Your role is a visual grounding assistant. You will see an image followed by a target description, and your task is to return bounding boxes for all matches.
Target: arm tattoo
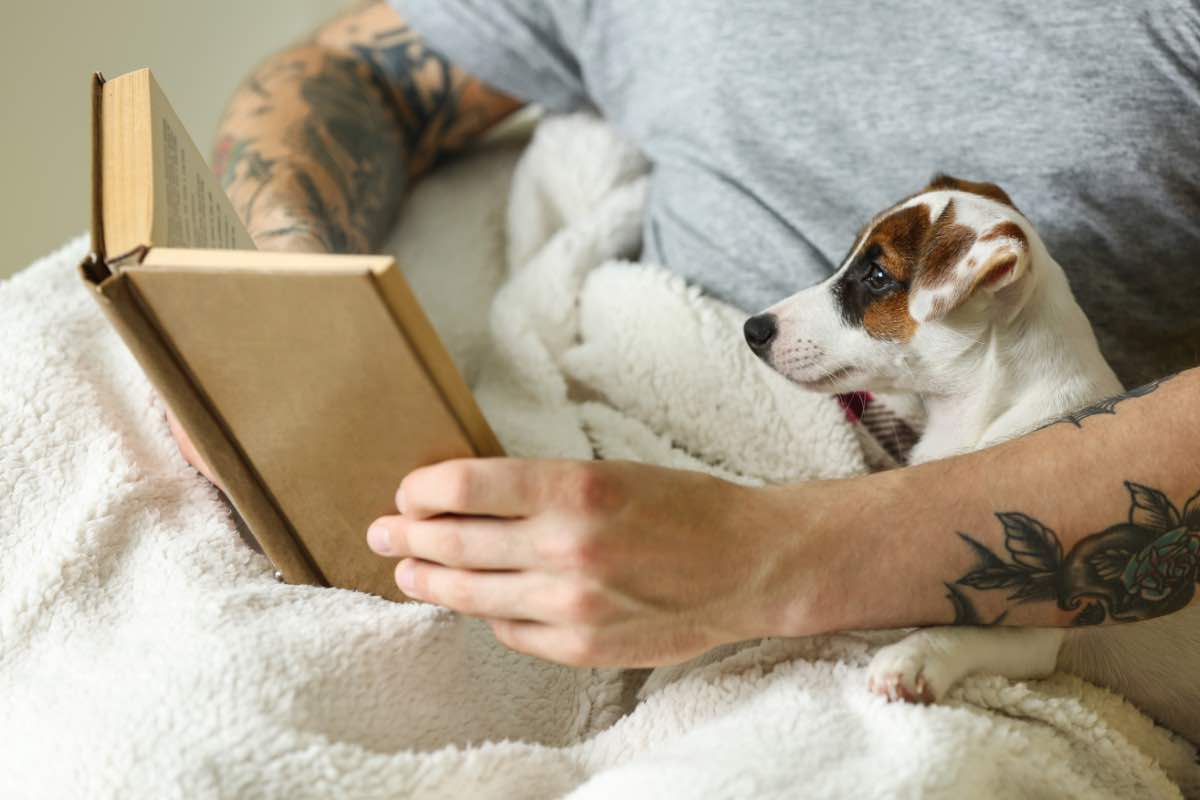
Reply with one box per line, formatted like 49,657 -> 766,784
212,137 -> 274,228
292,49 -> 408,252
949,372 -> 1195,625
1045,373 -> 1177,429
353,26 -> 463,161
948,482 -> 1200,626
212,3 -> 513,254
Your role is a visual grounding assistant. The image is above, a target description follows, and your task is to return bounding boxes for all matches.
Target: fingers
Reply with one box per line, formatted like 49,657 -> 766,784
485,618 -> 602,667
367,514 -> 537,570
484,618 -> 659,668
394,558 -> 583,624
397,458 -> 546,519
486,616 -> 719,669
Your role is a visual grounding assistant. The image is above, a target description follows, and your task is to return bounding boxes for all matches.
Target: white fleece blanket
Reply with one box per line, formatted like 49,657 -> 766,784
1,113 -> 1197,799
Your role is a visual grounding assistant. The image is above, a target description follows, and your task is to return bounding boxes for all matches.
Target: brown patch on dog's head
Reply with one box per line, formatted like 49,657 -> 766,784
869,203 -> 932,283
862,293 -> 918,341
835,200 -> 978,342
916,202 -> 978,288
925,173 -> 1018,211
838,203 -> 930,342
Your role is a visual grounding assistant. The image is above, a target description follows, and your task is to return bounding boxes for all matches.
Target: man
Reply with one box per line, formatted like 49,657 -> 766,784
175,0 -> 1200,669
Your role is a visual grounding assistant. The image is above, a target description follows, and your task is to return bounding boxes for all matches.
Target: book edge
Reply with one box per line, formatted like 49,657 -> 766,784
90,72 -> 107,260
142,247 -> 392,273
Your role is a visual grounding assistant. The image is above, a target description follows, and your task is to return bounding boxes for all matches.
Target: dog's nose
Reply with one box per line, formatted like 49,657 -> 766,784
743,314 -> 778,353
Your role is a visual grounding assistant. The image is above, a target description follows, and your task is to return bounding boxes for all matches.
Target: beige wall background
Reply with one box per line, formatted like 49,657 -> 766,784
0,0 -> 349,279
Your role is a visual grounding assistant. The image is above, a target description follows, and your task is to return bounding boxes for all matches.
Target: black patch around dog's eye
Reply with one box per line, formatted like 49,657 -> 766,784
833,245 -> 903,328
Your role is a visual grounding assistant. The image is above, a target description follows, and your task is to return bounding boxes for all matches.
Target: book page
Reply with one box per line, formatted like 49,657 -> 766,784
148,72 -> 255,251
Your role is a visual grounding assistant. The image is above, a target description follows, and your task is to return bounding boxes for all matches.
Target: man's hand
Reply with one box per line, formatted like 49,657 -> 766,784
365,458 -> 796,668
359,369 -> 1200,668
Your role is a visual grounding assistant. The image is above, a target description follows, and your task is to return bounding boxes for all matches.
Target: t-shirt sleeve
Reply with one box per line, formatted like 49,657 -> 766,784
390,0 -> 590,113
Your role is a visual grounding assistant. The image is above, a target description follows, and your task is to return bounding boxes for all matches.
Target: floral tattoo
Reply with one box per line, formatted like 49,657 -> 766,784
949,482 -> 1200,626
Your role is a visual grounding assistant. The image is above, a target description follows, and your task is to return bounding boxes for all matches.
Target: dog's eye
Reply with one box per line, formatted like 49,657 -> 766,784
862,263 -> 895,293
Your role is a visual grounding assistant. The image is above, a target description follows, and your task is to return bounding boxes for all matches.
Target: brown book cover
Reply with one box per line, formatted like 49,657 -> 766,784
79,69 -> 504,602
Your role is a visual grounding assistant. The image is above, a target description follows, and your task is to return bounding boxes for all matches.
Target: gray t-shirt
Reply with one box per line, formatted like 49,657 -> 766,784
395,0 -> 1200,386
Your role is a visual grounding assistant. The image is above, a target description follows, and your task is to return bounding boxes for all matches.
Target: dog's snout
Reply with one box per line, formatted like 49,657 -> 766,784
743,314 -> 778,354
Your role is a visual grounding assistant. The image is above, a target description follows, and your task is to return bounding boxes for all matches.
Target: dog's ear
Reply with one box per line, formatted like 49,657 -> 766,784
908,220 -> 1031,323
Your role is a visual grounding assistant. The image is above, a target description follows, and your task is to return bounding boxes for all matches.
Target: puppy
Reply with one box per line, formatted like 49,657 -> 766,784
744,175 -> 1200,744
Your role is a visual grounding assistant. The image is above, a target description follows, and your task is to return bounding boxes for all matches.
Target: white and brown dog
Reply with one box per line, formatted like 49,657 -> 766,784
744,175 -> 1200,743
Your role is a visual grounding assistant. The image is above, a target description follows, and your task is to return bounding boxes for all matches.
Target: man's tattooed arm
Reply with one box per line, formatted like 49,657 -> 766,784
939,372 -> 1197,627
758,367 -> 1200,637
210,1 -> 522,254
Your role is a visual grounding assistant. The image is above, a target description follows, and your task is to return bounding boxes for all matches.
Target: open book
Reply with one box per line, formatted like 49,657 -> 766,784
79,69 -> 504,602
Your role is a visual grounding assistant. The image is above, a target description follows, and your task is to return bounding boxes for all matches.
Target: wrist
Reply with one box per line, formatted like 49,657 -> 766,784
733,478 -> 841,639
746,469 -> 912,639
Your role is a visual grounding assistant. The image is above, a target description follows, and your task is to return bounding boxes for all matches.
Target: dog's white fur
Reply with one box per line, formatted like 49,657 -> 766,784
752,186 -> 1200,744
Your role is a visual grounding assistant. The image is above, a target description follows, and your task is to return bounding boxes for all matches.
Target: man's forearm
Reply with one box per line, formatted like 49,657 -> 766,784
760,367 -> 1200,637
211,1 -> 520,253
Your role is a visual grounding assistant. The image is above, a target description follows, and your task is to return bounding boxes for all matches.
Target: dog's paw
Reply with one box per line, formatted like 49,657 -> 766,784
866,635 -> 962,704
866,669 -> 936,704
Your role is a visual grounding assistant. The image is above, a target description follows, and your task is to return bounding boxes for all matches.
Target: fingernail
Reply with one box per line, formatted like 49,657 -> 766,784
367,524 -> 392,555
396,488 -> 406,514
397,559 -> 416,592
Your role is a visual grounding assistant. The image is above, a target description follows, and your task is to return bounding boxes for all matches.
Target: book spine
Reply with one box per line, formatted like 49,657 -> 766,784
90,72 -> 106,259
79,260 -> 324,588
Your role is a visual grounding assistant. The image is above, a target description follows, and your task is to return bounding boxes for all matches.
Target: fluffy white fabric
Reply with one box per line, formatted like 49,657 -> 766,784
1,113 -> 1196,799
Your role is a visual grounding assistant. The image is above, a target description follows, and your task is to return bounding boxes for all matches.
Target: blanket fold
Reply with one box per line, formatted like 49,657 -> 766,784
1,113 -> 1196,799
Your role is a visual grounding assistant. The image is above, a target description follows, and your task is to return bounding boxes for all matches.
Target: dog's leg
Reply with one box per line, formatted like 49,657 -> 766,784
866,627 -> 1065,703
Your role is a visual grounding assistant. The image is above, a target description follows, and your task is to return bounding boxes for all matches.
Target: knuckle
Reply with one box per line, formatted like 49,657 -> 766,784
571,529 -> 610,574
446,462 -> 482,513
534,531 -> 570,568
563,464 -> 619,513
559,585 -> 609,624
540,527 -> 606,573
434,523 -> 465,565
444,463 -> 476,509
441,574 -> 474,611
